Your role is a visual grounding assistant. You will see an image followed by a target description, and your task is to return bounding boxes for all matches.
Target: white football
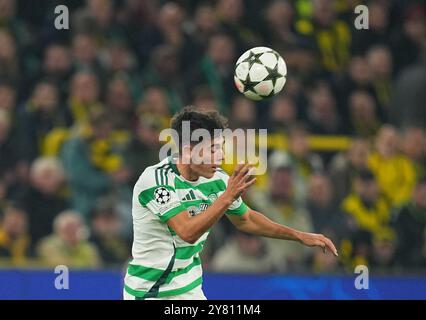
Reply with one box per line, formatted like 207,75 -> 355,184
234,46 -> 287,101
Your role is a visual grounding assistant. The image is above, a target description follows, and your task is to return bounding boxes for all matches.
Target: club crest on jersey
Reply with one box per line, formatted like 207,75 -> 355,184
208,193 -> 218,202
188,203 -> 210,217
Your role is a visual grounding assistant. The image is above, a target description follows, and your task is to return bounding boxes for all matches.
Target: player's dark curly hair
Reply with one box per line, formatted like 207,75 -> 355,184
170,106 -> 228,152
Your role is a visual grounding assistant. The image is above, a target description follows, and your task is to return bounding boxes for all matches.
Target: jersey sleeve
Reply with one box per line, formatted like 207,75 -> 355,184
137,169 -> 185,222
216,169 -> 249,216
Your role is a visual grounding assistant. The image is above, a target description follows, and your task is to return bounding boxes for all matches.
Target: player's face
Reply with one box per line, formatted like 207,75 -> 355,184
190,135 -> 225,179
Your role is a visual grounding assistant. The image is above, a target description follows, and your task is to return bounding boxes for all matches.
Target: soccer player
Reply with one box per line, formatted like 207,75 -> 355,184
123,106 -> 338,300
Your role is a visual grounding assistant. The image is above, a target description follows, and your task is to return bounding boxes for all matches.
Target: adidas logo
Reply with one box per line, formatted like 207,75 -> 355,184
182,190 -> 196,201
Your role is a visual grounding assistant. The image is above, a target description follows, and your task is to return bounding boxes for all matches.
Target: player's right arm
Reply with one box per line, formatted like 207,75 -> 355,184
167,164 -> 255,244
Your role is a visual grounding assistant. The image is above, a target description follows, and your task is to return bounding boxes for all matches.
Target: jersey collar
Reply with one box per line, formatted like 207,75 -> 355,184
168,155 -> 181,176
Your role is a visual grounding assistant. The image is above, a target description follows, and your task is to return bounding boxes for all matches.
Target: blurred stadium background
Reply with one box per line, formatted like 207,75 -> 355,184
1,0 -> 426,299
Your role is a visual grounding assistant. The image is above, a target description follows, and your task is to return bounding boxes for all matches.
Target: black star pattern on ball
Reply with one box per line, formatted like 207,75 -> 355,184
241,73 -> 259,94
263,62 -> 281,88
241,50 -> 265,68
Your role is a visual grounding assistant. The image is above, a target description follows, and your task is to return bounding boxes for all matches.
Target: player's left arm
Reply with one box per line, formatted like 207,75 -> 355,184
227,208 -> 338,256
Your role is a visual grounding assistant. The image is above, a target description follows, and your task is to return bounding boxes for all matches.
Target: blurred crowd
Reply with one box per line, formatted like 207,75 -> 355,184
0,0 -> 426,274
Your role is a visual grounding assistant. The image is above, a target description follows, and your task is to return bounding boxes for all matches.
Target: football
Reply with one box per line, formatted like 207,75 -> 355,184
234,46 -> 287,101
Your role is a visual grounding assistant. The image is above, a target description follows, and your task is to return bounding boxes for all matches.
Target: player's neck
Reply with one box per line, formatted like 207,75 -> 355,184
176,161 -> 200,182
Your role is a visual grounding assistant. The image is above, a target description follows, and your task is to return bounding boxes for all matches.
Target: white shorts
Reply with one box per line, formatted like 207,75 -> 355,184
123,285 -> 207,300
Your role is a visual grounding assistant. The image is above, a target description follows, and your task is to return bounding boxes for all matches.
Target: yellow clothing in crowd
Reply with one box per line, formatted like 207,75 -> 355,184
368,152 -> 416,206
0,226 -> 30,266
36,235 -> 101,269
342,193 -> 395,241
295,18 -> 351,73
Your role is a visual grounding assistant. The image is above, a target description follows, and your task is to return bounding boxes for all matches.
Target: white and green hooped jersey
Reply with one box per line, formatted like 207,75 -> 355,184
124,156 -> 248,299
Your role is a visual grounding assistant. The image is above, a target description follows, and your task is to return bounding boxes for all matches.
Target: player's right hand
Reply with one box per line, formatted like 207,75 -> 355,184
298,232 -> 339,257
223,163 -> 257,201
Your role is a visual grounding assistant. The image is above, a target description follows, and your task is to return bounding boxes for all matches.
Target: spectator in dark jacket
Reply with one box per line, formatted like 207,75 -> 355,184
89,199 -> 130,268
18,82 -> 68,162
18,157 -> 69,253
393,178 -> 426,270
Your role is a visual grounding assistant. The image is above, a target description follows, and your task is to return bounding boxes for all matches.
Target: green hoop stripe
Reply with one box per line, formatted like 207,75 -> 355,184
137,244 -> 176,299
127,256 -> 201,284
125,276 -> 203,299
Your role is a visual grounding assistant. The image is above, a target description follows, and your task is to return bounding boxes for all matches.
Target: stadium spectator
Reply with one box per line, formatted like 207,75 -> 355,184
0,0 -> 31,50
348,90 -> 381,138
262,0 -> 297,52
341,169 -> 394,258
370,234 -> 397,273
0,109 -> 18,181
229,96 -> 257,130
279,124 -> 324,204
306,173 -> 345,240
335,56 -> 374,122
60,112 -> 128,218
72,0 -> 122,45
329,138 -> 370,203
116,0 -> 157,33
0,202 -> 30,266
0,83 -> 16,113
366,46 -> 393,118
99,41 -> 139,82
36,44 -> 72,96
390,59 -> 426,128
189,33 -> 236,112
306,81 -> 347,135
295,0 -> 351,73
17,157 -> 68,253
393,178 -> 426,270
105,77 -> 135,130
401,126 -> 426,179
190,4 -> 220,51
17,82 -> 67,161
267,95 -> 298,133
66,71 -> 103,126
368,125 -> 416,206
345,55 -> 373,89
89,199 -> 130,268
215,0 -> 260,49
137,2 -> 195,68
71,33 -> 103,76
37,210 -> 101,268
125,117 -> 162,186
142,45 -> 186,113
391,4 -> 426,75
0,30 -> 20,85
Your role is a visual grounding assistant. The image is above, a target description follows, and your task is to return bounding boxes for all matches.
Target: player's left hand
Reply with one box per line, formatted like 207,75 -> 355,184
298,232 -> 338,257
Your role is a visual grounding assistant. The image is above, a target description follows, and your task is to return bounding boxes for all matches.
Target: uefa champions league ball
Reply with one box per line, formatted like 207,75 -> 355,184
234,46 -> 287,101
